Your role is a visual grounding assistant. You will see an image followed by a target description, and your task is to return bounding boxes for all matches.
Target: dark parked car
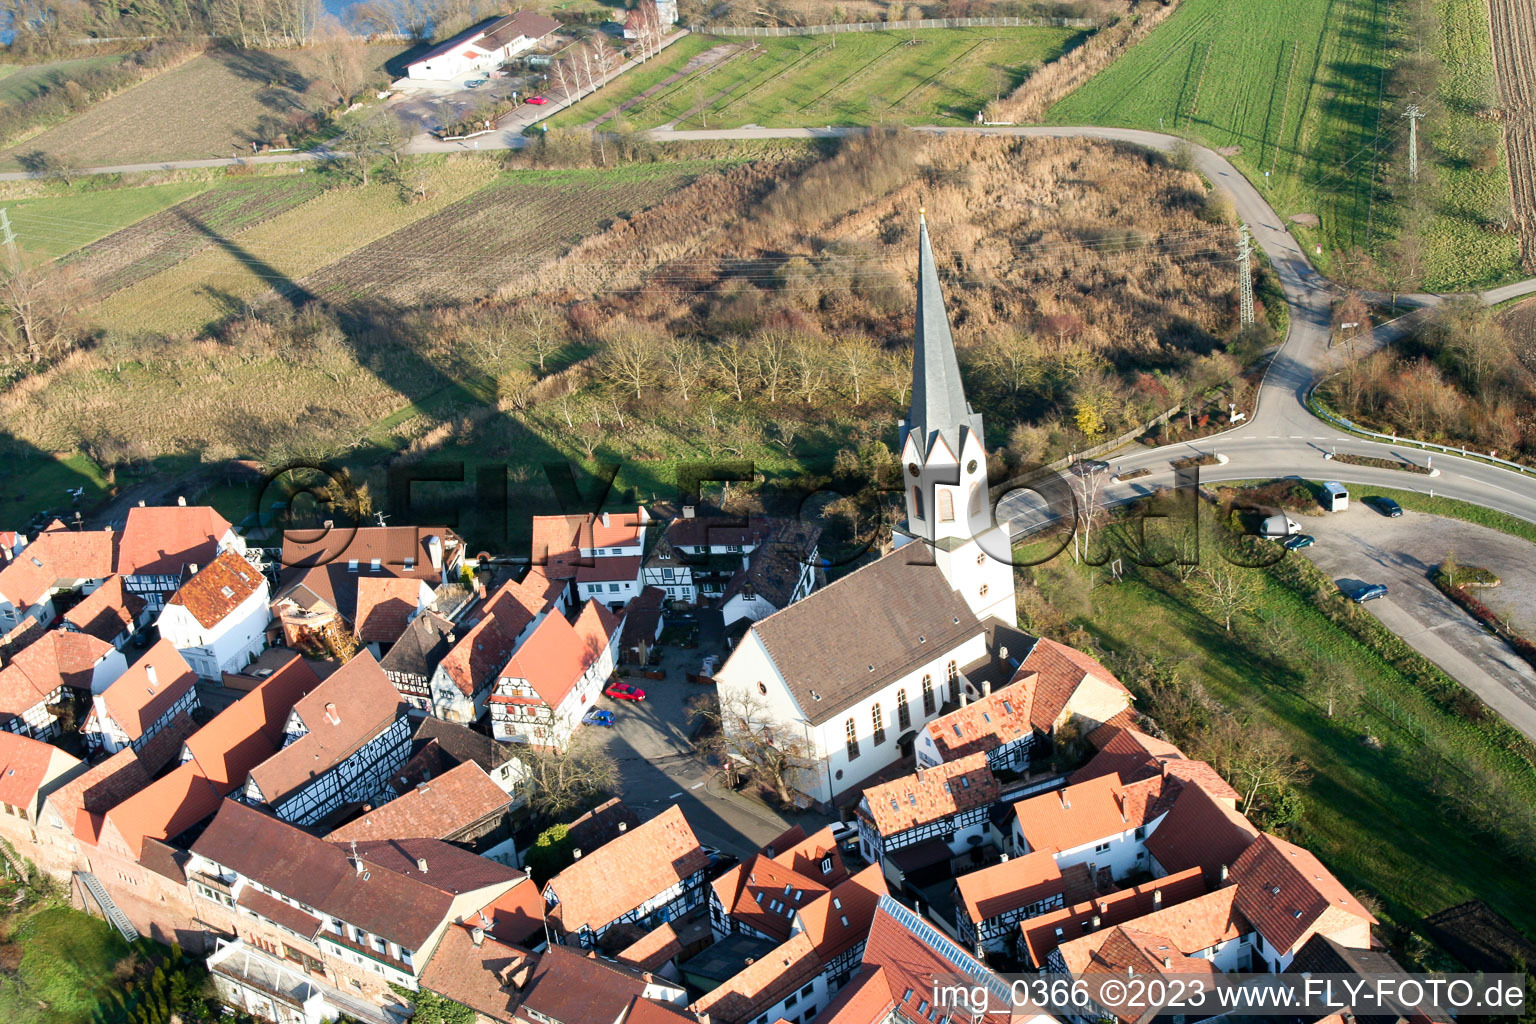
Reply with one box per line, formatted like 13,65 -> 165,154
1367,496 -> 1404,518
1353,583 -> 1389,603
1282,533 -> 1316,550
581,708 -> 615,726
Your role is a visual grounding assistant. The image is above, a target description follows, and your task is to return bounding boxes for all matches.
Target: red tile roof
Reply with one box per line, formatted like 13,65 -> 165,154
1015,637 -> 1131,732
1071,727 -> 1186,786
514,944 -> 660,1024
41,747 -> 151,827
1013,774 -> 1173,854
492,600 -> 618,709
0,730 -> 78,813
1143,781 -> 1259,885
246,650 -> 404,805
417,924 -> 525,1024
325,760 -> 509,843
1020,865 -> 1210,968
279,525 -> 460,582
117,505 -> 232,576
181,653 -> 320,788
955,849 -> 1075,924
572,555 -> 643,584
237,885 -> 323,938
353,576 -> 428,644
859,898 -> 1014,1024
544,804 -> 707,937
471,876 -> 546,947
0,630 -> 114,715
1230,833 -> 1376,955
531,511 -> 648,578
0,525 -> 119,609
860,753 -> 998,836
165,550 -> 264,629
1056,886 -> 1246,974
817,965 -> 894,1024
62,577 -> 145,642
439,581 -> 537,698
95,640 -> 197,741
923,677 -> 1035,762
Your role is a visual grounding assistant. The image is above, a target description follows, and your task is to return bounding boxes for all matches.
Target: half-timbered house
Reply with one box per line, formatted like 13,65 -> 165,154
116,502 -> 244,611
855,753 -> 999,875
543,804 -> 709,949
952,849 -> 1094,955
81,639 -> 201,759
488,600 -> 620,750
242,650 -> 412,826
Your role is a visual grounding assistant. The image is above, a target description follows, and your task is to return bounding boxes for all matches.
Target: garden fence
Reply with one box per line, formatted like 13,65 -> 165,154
690,16 -> 1097,37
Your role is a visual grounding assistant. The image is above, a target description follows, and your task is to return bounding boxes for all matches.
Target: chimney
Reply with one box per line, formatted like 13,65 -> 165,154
138,500 -> 146,507
600,512 -> 611,527
1090,914 -> 1101,930
144,664 -> 158,687
999,645 -> 1008,661
177,496 -> 186,506
1152,889 -> 1163,909
1163,956 -> 1172,970
416,857 -> 428,873
617,822 -> 628,832
427,535 -> 443,572
682,506 -> 696,519
324,702 -> 340,726
471,926 -> 485,947
572,849 -> 582,860
982,679 -> 992,697
960,692 -> 969,707
447,632 -> 456,644
999,853 -> 1009,862
1060,790 -> 1071,810
351,840 -> 364,875
323,520 -> 334,529
1220,864 -> 1230,882
187,563 -> 198,576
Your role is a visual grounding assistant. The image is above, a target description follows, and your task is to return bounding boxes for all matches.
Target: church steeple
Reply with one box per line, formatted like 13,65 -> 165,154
907,211 -> 985,459
895,213 -> 1016,627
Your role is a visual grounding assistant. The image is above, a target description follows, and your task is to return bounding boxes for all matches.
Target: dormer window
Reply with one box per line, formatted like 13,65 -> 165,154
821,857 -> 832,874
404,557 -> 415,571
347,560 -> 359,572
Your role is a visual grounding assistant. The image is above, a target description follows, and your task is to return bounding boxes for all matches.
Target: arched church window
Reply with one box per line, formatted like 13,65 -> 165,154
845,719 -> 860,761
945,661 -> 958,701
896,688 -> 911,730
912,486 -> 924,520
937,491 -> 954,522
921,674 -> 935,715
872,704 -> 885,745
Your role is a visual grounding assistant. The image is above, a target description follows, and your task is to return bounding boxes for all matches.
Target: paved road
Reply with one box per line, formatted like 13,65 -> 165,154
1295,504 -> 1536,741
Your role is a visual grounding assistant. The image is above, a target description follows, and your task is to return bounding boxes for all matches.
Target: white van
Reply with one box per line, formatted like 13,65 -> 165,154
1322,481 -> 1349,512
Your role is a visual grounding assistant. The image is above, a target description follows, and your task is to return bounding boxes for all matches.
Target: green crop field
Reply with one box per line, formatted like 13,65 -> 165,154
4,181 -> 208,262
552,27 -> 1081,130
1046,0 -> 1519,290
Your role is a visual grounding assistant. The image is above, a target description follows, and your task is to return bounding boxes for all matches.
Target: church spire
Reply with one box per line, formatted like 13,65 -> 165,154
908,211 -> 983,458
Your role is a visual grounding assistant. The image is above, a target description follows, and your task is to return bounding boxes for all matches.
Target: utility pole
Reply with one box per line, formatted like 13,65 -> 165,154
0,208 -> 16,268
1237,223 -> 1255,328
1406,103 -> 1422,182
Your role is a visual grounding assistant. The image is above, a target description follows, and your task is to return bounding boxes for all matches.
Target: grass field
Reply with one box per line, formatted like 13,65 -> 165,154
5,180 -> 209,262
0,44 -> 401,170
0,56 -> 121,108
1023,510 -> 1536,941
1045,0 -> 1519,290
551,27 -> 1081,130
0,906 -> 130,1024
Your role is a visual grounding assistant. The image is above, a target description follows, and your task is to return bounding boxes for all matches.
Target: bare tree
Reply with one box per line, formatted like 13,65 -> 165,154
522,733 -> 619,816
1226,725 -> 1310,813
790,339 -> 828,404
662,336 -> 705,401
0,257 -> 78,367
1068,458 -> 1107,564
836,334 -> 877,404
518,305 -> 562,373
689,690 -> 817,806
713,337 -> 752,402
1196,560 -> 1256,632
599,327 -> 658,398
313,15 -> 369,107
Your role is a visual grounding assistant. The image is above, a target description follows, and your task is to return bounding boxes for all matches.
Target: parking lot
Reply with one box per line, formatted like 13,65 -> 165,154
1295,497 -> 1536,741
583,609 -> 832,857
386,68 -> 556,135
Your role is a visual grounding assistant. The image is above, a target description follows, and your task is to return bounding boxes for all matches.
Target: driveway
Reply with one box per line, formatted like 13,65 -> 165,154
587,610 -> 830,857
1295,500 -> 1536,741
386,70 -> 548,135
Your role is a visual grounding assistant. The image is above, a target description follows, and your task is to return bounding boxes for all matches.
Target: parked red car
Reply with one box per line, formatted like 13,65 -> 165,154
604,682 -> 646,701
526,95 -> 549,105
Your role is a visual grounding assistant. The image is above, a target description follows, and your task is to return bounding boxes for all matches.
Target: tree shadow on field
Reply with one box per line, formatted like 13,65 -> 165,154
209,45 -> 311,111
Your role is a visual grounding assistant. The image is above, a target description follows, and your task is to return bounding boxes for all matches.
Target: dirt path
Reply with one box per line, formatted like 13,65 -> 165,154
1488,0 -> 1536,272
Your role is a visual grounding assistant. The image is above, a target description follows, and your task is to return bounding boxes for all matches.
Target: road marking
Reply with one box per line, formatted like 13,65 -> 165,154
690,781 -> 705,789
1289,435 -> 1304,439
669,792 -> 683,799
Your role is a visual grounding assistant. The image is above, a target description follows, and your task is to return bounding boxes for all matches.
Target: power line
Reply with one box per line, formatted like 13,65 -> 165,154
1237,223 -> 1254,328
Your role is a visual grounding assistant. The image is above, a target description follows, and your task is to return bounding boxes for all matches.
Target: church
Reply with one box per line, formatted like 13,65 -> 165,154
713,216 -> 1035,808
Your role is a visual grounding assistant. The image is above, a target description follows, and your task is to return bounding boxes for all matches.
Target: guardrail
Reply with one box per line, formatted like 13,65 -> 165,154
689,15 -> 1096,37
1304,382 -> 1536,476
